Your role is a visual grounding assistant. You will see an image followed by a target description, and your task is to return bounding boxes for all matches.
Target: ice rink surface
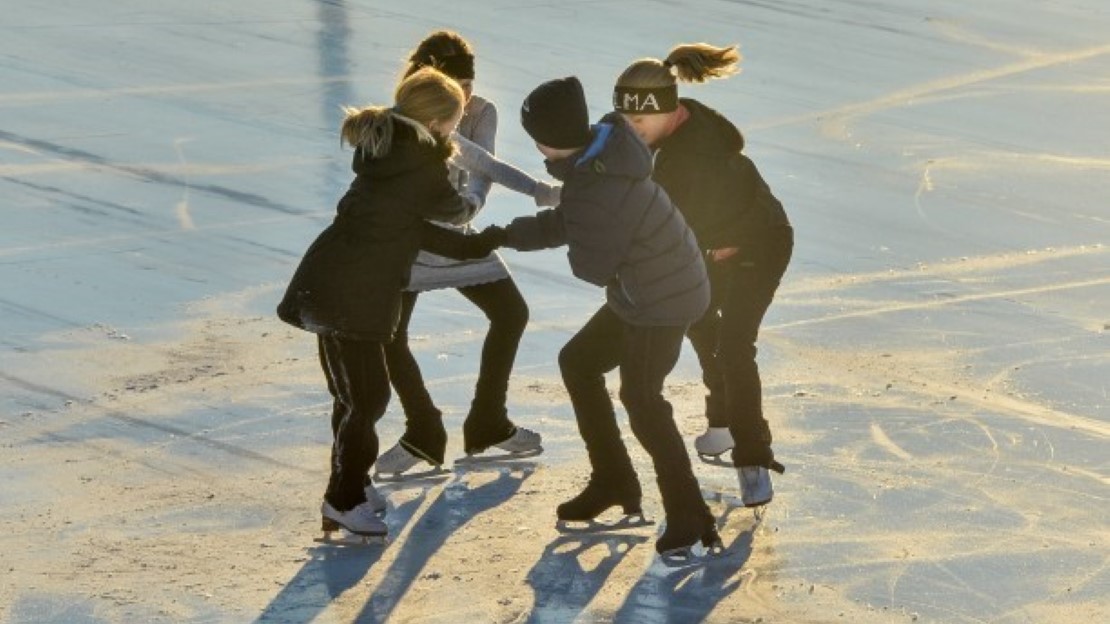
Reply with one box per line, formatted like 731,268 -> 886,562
2,1 -> 1107,622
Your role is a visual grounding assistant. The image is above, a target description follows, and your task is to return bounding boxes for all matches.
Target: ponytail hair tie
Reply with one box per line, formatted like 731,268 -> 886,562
662,60 -> 674,69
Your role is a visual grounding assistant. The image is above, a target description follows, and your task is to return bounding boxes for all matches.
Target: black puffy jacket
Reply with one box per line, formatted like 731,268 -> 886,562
653,98 -> 790,255
277,120 -> 478,341
504,114 -> 709,327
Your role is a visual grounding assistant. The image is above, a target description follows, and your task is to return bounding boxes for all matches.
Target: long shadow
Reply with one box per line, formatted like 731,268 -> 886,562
524,531 -> 651,623
253,491 -> 429,624
354,463 -> 536,622
610,497 -> 758,624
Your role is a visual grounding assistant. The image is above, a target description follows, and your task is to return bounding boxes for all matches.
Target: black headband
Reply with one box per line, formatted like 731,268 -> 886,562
433,54 -> 475,80
612,85 -> 678,114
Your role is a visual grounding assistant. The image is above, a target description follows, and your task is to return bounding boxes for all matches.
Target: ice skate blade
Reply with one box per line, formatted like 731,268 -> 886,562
455,446 -> 543,465
696,452 -> 733,468
555,513 -> 654,535
314,530 -> 387,547
372,465 -> 451,483
658,540 -> 726,567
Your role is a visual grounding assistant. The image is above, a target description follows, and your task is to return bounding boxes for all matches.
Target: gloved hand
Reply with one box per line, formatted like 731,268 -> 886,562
533,181 -> 562,207
471,225 -> 507,256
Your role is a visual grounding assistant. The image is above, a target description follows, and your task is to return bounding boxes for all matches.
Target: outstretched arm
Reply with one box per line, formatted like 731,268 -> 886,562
452,132 -> 562,207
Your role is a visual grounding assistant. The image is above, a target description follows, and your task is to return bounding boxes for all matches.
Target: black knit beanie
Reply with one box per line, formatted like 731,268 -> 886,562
520,76 -> 591,149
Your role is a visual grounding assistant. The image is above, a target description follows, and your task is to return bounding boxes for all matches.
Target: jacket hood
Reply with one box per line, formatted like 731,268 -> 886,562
545,112 -> 653,181
352,115 -> 454,179
659,98 -> 744,155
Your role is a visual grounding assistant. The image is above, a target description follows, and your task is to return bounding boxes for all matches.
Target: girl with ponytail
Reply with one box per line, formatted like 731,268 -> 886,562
613,43 -> 794,509
277,67 -> 483,540
374,30 -> 555,479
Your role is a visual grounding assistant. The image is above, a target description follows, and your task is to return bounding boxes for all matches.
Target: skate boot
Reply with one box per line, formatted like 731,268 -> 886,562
694,426 -> 734,461
318,500 -> 387,544
374,439 -> 448,482
556,476 -> 650,533
364,480 -> 387,515
655,509 -> 722,565
322,480 -> 388,533
459,426 -> 543,464
737,465 -> 774,508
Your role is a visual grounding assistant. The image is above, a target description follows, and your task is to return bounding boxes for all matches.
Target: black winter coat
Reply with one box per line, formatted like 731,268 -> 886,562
653,98 -> 790,255
504,114 -> 709,327
277,121 -> 478,341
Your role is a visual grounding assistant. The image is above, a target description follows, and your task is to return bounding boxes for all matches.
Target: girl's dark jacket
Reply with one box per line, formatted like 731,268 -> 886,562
652,98 -> 791,255
277,119 -> 478,342
503,113 -> 709,327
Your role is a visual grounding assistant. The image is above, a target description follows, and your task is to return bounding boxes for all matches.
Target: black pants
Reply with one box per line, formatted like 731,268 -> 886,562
318,334 -> 391,511
686,225 -> 794,467
558,305 -> 710,519
384,277 -> 529,459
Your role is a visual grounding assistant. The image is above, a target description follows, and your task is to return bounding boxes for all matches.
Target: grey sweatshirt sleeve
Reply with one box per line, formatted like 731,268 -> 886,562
459,102 -> 496,206
452,132 -> 541,198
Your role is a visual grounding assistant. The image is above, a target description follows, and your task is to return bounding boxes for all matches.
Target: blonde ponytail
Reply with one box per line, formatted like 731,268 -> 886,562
616,42 -> 741,91
665,43 -> 741,83
340,66 -> 464,159
341,106 -> 395,158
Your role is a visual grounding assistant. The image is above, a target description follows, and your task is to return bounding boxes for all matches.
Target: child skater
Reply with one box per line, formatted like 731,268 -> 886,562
375,30 -> 559,478
613,43 -> 793,507
460,76 -> 721,559
276,67 -> 478,539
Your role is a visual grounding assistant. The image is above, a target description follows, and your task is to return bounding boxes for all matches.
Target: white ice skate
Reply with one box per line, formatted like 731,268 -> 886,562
737,466 -> 773,508
365,481 -> 387,515
456,426 -> 543,465
695,427 -> 734,466
317,500 -> 387,545
373,441 -> 449,482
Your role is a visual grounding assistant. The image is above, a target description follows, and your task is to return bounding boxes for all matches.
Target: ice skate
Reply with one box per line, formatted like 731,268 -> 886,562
315,500 -> 387,546
321,481 -> 387,533
373,440 -> 449,482
737,465 -> 774,508
456,426 -> 543,465
655,514 -> 724,567
695,427 -> 734,466
365,481 -> 387,515
555,478 -> 652,534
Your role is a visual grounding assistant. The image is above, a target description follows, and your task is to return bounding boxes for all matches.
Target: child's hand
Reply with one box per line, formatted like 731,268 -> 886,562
474,225 -> 508,254
709,247 -> 739,262
534,181 -> 562,207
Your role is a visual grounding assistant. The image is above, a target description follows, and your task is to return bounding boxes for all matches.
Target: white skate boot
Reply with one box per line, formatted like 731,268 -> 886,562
318,500 -> 387,544
737,466 -> 773,508
457,426 -> 543,465
373,441 -> 448,482
364,481 -> 387,515
695,427 -> 734,465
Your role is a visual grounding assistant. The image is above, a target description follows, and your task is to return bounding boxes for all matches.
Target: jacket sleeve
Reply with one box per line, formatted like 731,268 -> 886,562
419,222 -> 488,260
418,161 -> 482,225
503,208 -> 567,251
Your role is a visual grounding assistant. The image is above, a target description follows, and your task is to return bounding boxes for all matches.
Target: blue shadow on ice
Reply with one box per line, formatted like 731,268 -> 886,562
609,498 -> 757,624
253,493 -> 428,624
354,464 -> 535,622
524,532 -> 650,624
